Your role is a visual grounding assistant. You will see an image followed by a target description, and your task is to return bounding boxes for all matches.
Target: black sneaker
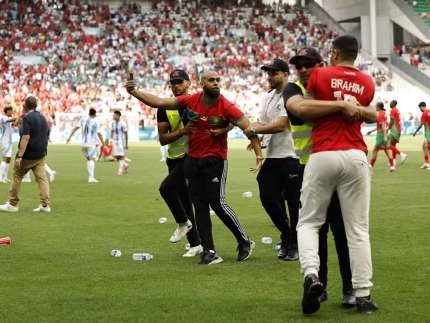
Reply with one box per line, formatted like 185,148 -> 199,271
237,240 -> 255,261
197,250 -> 223,265
277,242 -> 289,259
356,295 -> 379,314
284,241 -> 299,261
302,274 -> 325,314
342,285 -> 356,308
318,288 -> 329,303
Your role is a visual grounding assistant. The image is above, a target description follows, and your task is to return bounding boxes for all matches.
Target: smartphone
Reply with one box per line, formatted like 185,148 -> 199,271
129,73 -> 134,81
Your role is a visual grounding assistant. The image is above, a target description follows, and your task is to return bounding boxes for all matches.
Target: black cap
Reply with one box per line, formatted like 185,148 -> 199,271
261,58 -> 290,74
169,69 -> 190,81
290,48 -> 323,65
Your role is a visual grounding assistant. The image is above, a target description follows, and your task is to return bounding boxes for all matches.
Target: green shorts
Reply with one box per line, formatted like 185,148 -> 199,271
425,139 -> 430,148
374,134 -> 390,151
103,156 -> 115,162
390,128 -> 401,143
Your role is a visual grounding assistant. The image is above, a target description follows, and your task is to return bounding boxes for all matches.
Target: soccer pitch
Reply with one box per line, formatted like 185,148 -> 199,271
0,137 -> 429,323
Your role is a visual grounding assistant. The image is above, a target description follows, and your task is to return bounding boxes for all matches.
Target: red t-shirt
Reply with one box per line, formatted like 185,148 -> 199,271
175,93 -> 245,160
102,145 -> 113,157
421,110 -> 430,134
377,111 -> 386,133
305,64 -> 375,154
389,107 -> 401,133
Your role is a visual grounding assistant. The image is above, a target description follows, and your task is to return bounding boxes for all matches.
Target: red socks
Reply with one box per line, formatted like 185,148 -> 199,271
389,158 -> 394,167
370,159 -> 376,167
425,156 -> 429,163
391,146 -> 401,158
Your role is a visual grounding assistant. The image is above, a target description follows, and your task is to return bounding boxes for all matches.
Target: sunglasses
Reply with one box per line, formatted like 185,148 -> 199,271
295,61 -> 318,70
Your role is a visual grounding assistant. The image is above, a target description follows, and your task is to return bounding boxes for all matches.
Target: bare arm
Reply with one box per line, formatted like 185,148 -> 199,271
382,122 -> 388,141
366,128 -> 377,135
413,123 -> 424,136
98,133 -> 105,147
6,117 -> 20,123
125,81 -> 178,110
288,95 -> 345,119
251,117 -> 289,135
124,131 -> 128,149
66,126 -> 80,143
360,106 -> 378,124
110,130 -> 114,140
17,135 -> 29,156
236,117 -> 264,172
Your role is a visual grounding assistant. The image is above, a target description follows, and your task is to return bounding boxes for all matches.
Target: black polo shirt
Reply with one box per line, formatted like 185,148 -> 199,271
19,110 -> 50,160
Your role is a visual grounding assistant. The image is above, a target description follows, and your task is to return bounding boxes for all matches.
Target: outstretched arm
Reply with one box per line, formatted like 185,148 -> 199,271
67,126 -> 80,143
367,128 -> 377,135
126,81 -> 177,110
413,123 -> 424,136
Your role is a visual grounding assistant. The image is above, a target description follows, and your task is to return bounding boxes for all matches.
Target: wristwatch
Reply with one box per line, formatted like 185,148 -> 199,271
16,155 -> 23,158
250,126 -> 256,136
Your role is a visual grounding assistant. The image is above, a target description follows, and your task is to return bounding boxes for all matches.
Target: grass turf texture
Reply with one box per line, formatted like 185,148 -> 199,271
0,137 -> 429,323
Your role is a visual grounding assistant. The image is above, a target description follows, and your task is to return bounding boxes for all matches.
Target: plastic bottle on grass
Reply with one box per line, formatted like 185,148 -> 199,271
133,253 -> 153,260
262,237 -> 272,244
243,192 -> 252,197
159,217 -> 167,223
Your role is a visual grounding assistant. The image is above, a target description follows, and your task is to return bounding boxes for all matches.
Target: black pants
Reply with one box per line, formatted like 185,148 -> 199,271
257,158 -> 300,243
297,164 -> 352,291
159,157 -> 200,247
184,156 -> 248,251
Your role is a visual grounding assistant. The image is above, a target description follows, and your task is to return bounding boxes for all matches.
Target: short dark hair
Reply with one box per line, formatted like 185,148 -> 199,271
25,96 -> 37,110
391,100 -> 398,106
89,108 -> 96,116
4,106 -> 12,114
332,35 -> 359,61
419,101 -> 426,107
114,110 -> 121,117
376,102 -> 385,110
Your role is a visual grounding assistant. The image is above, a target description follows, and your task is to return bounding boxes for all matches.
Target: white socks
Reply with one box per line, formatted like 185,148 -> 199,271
119,160 -> 125,172
124,157 -> 131,162
87,160 -> 95,179
160,145 -> 166,160
45,164 -> 53,175
0,161 -> 6,179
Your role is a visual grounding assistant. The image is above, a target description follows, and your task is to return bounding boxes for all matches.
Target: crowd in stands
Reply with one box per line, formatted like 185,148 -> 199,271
0,0 -> 408,127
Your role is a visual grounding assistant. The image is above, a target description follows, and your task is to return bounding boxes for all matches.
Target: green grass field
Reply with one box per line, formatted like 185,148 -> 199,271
0,137 -> 429,323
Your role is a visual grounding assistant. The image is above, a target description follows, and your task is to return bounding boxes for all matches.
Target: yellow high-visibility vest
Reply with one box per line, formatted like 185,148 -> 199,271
166,111 -> 189,159
290,81 -> 313,165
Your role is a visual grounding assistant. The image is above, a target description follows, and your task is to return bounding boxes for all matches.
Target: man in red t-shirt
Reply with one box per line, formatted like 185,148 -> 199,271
288,35 -> 379,314
387,100 -> 407,165
413,101 -> 430,169
126,70 -> 263,265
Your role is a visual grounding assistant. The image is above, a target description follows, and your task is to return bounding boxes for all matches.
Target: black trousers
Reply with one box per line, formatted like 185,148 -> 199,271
297,164 -> 352,291
159,157 -> 200,247
184,156 -> 248,251
257,158 -> 300,243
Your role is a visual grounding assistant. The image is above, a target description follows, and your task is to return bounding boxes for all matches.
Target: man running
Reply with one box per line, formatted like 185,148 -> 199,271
126,70 -> 263,265
284,47 -> 355,308
387,100 -> 407,165
367,102 -> 396,172
288,35 -> 379,314
413,101 -> 430,169
243,58 -> 300,261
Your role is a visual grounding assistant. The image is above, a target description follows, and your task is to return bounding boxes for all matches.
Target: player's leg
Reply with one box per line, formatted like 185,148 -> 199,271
257,159 -> 291,259
83,146 -> 97,182
369,146 -> 378,167
327,192 -> 355,307
297,151 -> 338,314
423,141 -> 430,168
317,217 -> 329,302
32,157 -> 50,211
5,157 -> 29,209
336,150 -> 378,312
386,148 -> 396,172
205,157 -> 254,262
45,163 -> 57,182
390,136 -> 407,164
184,156 -> 220,265
0,156 -> 11,182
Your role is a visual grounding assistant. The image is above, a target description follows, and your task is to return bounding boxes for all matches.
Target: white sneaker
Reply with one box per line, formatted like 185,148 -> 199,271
88,178 -> 99,183
420,163 -> 429,169
170,221 -> 192,243
0,202 -> 18,212
160,158 -> 166,162
183,245 -> 203,257
50,171 -> 57,182
3,178 -> 11,183
22,178 -> 31,183
33,204 -> 51,212
0,178 -> 8,183
400,153 -> 407,164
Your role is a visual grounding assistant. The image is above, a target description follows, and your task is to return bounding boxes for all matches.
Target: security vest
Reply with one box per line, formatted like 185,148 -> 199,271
166,111 -> 189,159
290,81 -> 313,165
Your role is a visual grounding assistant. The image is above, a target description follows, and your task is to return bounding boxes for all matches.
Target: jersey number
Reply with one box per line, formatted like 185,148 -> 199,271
333,91 -> 358,103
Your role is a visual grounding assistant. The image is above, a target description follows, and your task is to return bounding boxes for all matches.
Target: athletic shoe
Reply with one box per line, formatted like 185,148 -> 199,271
420,163 -> 429,169
160,158 -> 166,162
0,202 -> 18,212
0,178 -> 8,183
116,171 -> 122,175
170,221 -> 192,243
22,178 -> 31,183
88,178 -> 99,183
387,168 -> 396,172
277,242 -> 289,259
400,153 -> 407,164
183,245 -> 203,257
302,274 -> 324,314
284,241 -> 299,261
3,178 -> 11,183
125,164 -> 130,174
342,285 -> 357,308
318,289 -> 329,303
237,239 -> 255,261
197,250 -> 223,265
356,295 -> 379,314
50,171 -> 57,182
33,205 -> 51,212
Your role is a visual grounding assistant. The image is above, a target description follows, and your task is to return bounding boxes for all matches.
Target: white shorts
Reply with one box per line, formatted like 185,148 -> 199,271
113,142 -> 125,157
81,146 -> 97,159
1,143 -> 12,158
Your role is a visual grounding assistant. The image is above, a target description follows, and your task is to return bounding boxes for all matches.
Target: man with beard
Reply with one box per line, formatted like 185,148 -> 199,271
243,58 -> 300,261
126,70 -> 263,265
283,48 -> 355,312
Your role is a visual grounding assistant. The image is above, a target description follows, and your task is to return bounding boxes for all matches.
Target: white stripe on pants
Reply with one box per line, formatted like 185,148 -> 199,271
297,149 -> 373,297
